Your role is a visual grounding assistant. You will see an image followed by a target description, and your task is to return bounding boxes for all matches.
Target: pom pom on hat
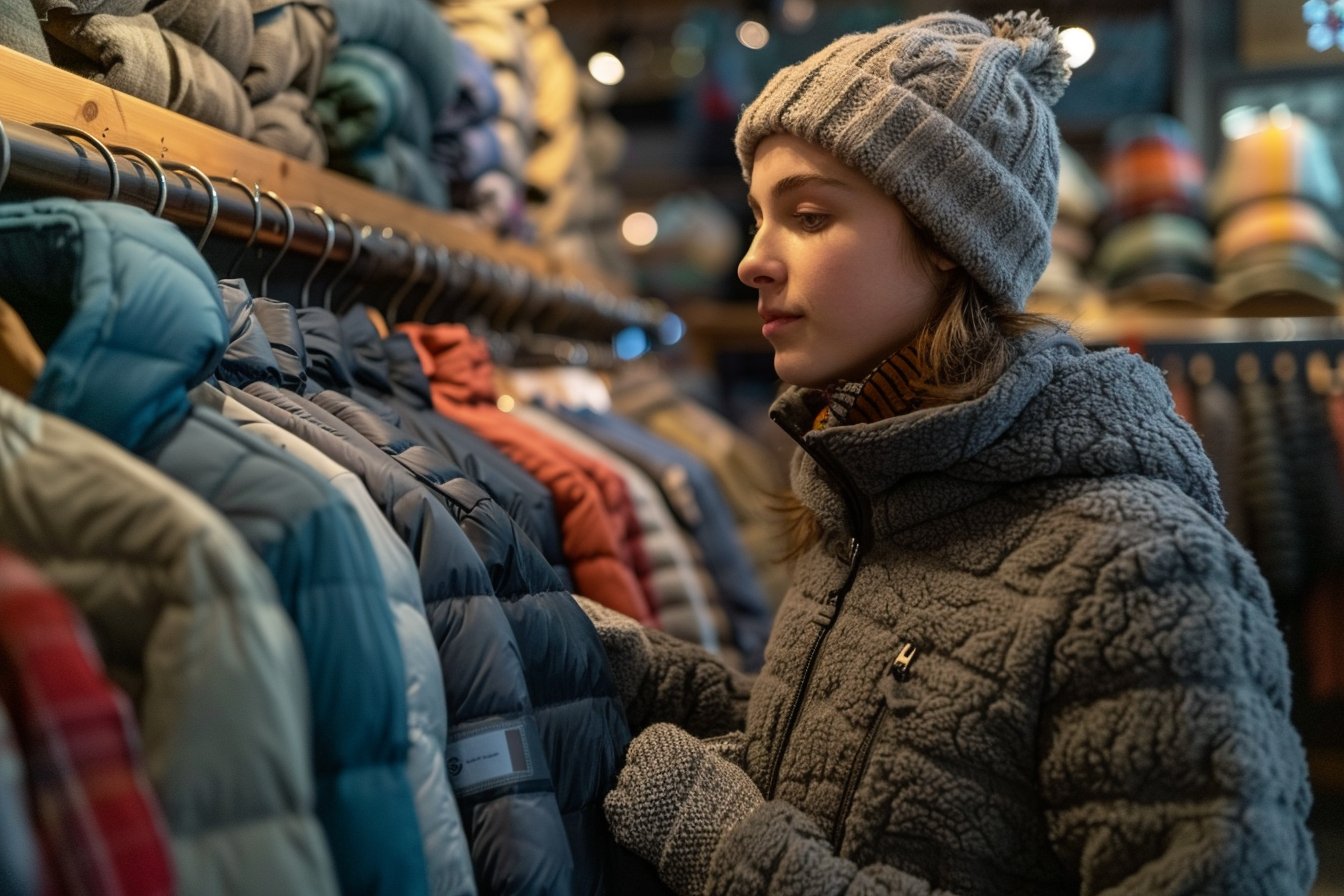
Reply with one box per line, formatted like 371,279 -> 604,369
986,10 -> 1071,105
735,9 -> 1069,311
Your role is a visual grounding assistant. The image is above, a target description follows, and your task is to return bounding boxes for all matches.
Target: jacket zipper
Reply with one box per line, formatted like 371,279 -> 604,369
831,642 -> 916,846
832,703 -> 885,847
765,406 -> 872,801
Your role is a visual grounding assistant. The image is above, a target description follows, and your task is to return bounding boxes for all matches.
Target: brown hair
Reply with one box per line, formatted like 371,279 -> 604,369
773,227 -> 1064,562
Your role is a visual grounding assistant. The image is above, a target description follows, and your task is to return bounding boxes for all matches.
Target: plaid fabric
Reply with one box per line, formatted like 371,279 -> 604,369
0,548 -> 174,896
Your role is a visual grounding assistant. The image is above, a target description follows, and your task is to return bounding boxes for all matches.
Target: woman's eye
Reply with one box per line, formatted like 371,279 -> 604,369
794,212 -> 828,231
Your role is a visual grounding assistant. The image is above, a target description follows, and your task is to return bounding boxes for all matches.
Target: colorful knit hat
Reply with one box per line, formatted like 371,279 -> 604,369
734,10 -> 1071,311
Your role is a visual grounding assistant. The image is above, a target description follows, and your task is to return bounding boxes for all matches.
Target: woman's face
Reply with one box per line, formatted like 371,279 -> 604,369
739,134 -> 949,389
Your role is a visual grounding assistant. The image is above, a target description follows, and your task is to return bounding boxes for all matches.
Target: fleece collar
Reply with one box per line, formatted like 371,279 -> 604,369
1,199 -> 226,456
773,329 -> 1223,536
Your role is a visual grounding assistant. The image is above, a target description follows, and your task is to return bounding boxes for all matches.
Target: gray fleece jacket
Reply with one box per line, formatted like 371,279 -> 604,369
616,332 -> 1316,895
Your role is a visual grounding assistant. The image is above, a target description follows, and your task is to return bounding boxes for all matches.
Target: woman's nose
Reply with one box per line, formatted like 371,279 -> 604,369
738,232 -> 782,288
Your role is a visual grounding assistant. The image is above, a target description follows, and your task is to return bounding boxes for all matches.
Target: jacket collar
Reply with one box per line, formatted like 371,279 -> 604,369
381,330 -> 437,410
251,297 -> 311,393
773,328 -> 1224,537
216,279 -> 283,388
339,304 -> 397,397
3,199 -> 227,456
295,306 -> 356,394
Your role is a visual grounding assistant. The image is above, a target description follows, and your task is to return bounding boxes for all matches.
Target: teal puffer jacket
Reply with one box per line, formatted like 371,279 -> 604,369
0,198 -> 427,896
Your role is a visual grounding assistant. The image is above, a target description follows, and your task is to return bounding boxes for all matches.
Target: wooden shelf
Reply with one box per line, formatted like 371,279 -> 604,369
0,45 -> 629,294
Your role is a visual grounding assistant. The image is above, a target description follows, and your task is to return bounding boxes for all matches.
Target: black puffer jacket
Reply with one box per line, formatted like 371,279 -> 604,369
339,305 -> 572,588
214,284 -> 573,895
297,305 -> 635,896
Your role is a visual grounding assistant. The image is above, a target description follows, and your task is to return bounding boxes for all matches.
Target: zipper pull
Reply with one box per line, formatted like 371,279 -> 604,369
812,603 -> 837,628
890,642 -> 917,681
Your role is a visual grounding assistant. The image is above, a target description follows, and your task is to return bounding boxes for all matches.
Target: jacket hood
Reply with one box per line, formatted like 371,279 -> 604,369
296,306 -> 357,394
216,279 -> 284,388
0,199 -> 226,455
773,330 -> 1224,536
398,322 -> 496,405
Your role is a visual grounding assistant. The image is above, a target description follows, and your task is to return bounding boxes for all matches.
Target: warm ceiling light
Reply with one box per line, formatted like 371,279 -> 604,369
780,0 -> 816,31
621,211 -> 658,247
1058,26 -> 1095,68
588,51 -> 625,86
736,19 -> 770,50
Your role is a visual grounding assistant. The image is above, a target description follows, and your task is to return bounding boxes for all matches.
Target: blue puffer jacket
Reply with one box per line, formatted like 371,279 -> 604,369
297,306 -> 634,895
340,306 -> 573,589
0,199 -> 427,896
214,292 -> 573,895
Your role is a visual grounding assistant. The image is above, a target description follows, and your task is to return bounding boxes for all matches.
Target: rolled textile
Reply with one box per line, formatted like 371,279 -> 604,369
316,42 -> 432,154
31,0 -> 149,15
0,0 -> 52,63
145,0 -> 254,79
326,0 -> 456,118
42,10 -> 256,137
435,35 -> 499,135
432,121 -> 503,185
333,135 -> 449,210
244,0 -> 336,104
254,87 -> 328,164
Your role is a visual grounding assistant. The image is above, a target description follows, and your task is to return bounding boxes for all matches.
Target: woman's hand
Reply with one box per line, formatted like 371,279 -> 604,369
604,723 -> 764,895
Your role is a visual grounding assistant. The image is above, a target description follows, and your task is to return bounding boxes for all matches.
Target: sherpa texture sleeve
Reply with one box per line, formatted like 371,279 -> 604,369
1038,524 -> 1315,894
575,596 -> 752,737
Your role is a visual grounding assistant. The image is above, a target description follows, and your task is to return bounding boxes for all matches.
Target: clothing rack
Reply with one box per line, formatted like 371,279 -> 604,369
0,46 -> 672,363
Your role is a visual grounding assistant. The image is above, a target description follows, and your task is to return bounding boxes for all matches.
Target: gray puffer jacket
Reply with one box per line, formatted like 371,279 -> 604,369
620,332 -> 1316,895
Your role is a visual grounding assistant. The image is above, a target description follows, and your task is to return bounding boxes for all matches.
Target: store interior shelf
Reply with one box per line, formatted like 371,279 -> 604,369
0,44 -> 625,296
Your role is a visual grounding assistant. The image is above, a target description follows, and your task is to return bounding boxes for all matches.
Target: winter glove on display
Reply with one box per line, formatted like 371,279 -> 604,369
604,722 -> 764,896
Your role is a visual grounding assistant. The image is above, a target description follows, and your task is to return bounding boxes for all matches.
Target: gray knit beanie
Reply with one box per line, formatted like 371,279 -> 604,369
735,10 -> 1070,311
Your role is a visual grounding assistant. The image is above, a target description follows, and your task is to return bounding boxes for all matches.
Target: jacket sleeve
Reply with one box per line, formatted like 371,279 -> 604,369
1039,525 -> 1315,894
575,596 -> 752,737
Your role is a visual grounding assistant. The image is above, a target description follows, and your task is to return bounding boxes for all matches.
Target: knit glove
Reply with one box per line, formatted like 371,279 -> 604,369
575,595 -> 752,736
605,723 -> 764,896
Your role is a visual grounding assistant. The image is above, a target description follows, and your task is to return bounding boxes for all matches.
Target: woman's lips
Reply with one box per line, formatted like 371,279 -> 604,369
761,314 -> 801,339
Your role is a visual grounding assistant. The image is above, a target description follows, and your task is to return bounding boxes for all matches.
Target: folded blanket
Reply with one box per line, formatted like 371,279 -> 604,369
254,87 -> 327,164
145,0 -> 253,79
316,42 -> 431,154
43,10 -> 256,137
1,0 -> 52,62
244,0 -> 335,104
326,0 -> 456,118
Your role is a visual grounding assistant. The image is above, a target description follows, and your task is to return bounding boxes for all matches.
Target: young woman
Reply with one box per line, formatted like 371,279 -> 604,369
585,10 -> 1316,895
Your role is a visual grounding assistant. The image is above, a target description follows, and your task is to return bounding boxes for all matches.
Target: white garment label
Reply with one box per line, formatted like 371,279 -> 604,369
446,724 -> 531,793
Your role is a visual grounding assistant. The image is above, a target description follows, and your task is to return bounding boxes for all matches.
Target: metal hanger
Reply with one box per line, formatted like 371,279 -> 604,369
298,204 -> 337,308
31,123 -> 119,201
258,189 -> 295,297
222,176 -> 262,281
384,231 -> 427,325
410,244 -> 452,322
161,162 -> 218,251
0,119 -> 12,197
107,144 -> 167,217
325,213 -> 364,312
